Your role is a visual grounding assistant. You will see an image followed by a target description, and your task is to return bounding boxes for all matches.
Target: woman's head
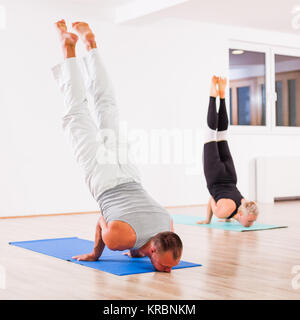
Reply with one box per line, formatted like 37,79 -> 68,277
238,200 -> 259,227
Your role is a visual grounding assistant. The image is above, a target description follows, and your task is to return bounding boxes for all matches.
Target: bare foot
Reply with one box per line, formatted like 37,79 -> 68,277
218,77 -> 227,99
55,19 -> 78,58
72,22 -> 97,51
210,76 -> 219,98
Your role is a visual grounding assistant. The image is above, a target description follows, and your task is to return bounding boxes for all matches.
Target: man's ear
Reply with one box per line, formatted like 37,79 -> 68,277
150,246 -> 156,254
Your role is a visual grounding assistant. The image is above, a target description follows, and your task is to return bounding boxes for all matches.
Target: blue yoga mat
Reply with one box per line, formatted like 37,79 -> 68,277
9,237 -> 201,276
172,214 -> 288,232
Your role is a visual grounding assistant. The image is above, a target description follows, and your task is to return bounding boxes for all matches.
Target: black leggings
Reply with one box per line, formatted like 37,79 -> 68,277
203,97 -> 237,188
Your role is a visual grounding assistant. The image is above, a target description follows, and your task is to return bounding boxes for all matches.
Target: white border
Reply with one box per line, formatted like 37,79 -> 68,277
0,265 -> 5,290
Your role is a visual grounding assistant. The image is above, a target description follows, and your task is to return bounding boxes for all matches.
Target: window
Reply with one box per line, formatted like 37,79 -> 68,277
228,43 -> 300,133
275,54 -> 300,127
229,49 -> 266,126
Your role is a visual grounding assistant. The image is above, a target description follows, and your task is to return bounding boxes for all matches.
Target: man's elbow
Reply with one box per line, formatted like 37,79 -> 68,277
102,229 -> 119,251
104,237 -> 119,251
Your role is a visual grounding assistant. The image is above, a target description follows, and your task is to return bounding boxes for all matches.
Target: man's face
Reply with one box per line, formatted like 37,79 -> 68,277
240,213 -> 257,227
150,249 -> 180,273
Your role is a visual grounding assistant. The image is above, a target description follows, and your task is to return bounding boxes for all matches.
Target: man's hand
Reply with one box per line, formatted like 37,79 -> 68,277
72,252 -> 99,261
123,251 -> 133,258
123,249 -> 145,258
197,220 -> 211,224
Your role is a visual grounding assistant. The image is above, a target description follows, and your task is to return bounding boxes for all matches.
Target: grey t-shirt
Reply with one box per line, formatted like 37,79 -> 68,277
98,181 -> 172,249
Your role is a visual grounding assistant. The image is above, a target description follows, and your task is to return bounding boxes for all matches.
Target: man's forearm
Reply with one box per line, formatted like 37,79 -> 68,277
93,220 -> 106,258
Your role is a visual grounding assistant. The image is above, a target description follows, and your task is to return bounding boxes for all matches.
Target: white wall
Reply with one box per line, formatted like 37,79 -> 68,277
256,157 -> 300,203
1,1 -> 300,217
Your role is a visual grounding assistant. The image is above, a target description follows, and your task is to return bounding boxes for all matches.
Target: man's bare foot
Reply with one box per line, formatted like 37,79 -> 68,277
210,76 -> 219,98
218,77 -> 227,99
55,19 -> 78,59
72,22 -> 97,51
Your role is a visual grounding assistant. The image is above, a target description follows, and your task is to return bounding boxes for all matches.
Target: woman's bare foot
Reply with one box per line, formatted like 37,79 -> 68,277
55,19 -> 78,59
210,76 -> 219,98
72,22 -> 97,51
218,77 -> 227,99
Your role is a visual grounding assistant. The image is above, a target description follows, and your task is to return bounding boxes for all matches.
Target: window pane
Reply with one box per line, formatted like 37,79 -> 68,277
276,81 -> 283,126
237,86 -> 251,125
229,88 -> 233,125
261,84 -> 266,125
229,49 -> 266,126
288,79 -> 296,126
275,54 -> 300,127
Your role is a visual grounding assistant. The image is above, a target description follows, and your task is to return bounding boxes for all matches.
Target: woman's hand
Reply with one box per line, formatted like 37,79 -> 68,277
72,252 -> 99,261
197,220 -> 211,224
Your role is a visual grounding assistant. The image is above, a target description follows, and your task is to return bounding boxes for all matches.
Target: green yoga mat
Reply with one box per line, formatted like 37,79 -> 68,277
172,214 -> 288,232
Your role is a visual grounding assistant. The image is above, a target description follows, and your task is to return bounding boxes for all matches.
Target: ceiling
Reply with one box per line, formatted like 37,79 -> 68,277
141,0 -> 300,35
88,0 -> 300,35
5,0 -> 300,35
69,0 -> 131,7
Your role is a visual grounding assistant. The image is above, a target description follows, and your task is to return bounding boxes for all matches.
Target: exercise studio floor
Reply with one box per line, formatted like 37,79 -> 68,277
0,201 -> 299,300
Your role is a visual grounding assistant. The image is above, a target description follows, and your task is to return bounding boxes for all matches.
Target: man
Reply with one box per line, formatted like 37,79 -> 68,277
53,20 -> 182,273
198,76 -> 259,227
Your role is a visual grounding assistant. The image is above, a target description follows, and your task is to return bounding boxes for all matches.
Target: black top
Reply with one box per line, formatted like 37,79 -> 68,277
208,183 -> 243,219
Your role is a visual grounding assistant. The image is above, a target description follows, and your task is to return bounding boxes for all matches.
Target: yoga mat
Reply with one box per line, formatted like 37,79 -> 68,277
172,214 -> 288,232
9,237 -> 201,276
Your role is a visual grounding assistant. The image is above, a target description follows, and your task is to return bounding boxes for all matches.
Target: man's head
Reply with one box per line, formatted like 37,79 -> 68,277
149,231 -> 183,273
238,200 -> 259,227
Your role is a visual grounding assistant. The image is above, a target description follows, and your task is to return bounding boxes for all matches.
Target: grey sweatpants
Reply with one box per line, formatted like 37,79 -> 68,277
52,49 -> 141,200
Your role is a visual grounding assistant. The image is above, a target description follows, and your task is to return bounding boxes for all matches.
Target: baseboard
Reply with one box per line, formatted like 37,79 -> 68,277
0,211 -> 100,220
274,196 -> 300,202
0,204 -> 206,220
165,204 -> 206,209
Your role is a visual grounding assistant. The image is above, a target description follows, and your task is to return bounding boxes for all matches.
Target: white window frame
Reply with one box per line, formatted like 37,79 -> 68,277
271,45 -> 300,135
228,40 -> 300,135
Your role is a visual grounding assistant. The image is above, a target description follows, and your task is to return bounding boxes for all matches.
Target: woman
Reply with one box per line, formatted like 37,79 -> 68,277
198,76 -> 258,227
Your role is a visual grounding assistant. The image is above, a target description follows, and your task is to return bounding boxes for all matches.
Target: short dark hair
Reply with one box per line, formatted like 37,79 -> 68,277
152,231 -> 183,260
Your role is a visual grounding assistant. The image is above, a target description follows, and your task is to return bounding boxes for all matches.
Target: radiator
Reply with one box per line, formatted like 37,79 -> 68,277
256,156 -> 300,203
